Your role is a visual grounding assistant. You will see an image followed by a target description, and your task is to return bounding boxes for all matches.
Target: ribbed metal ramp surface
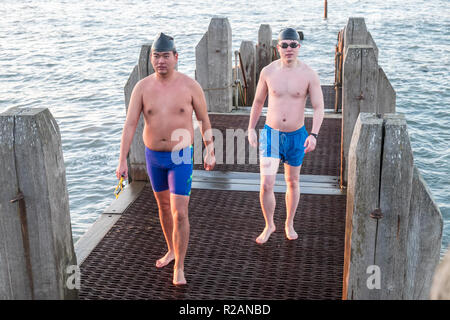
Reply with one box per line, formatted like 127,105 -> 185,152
78,113 -> 346,300
79,187 -> 345,300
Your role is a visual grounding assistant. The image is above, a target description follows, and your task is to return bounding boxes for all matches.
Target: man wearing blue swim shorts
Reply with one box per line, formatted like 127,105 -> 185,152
248,28 -> 324,244
116,33 -> 215,285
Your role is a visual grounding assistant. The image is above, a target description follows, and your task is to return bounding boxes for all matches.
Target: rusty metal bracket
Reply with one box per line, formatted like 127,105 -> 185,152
10,192 -> 24,203
370,208 -> 383,219
10,191 -> 35,298
356,91 -> 364,100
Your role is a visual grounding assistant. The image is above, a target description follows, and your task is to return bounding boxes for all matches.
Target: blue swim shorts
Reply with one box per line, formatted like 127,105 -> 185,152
259,124 -> 309,167
145,145 -> 193,196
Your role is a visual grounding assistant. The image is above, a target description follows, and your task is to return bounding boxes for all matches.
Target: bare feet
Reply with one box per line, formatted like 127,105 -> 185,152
256,225 -> 276,244
156,251 -> 174,268
173,268 -> 187,286
285,224 -> 298,240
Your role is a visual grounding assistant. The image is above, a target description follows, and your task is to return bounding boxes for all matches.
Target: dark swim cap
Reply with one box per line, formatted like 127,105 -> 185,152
152,32 -> 176,52
278,28 -> 300,42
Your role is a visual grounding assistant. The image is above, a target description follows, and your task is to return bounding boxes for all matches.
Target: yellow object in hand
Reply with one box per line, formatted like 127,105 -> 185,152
114,175 -> 125,199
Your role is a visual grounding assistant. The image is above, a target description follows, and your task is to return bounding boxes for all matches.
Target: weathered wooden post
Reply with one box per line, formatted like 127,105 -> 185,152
124,44 -> 153,182
340,17 -> 396,187
343,112 -> 443,300
239,40 -> 256,106
271,39 -> 280,61
0,107 -> 78,299
342,113 -> 383,300
334,28 -> 344,113
343,18 -> 378,61
376,114 -> 414,299
377,67 -> 396,114
195,17 -> 233,113
341,45 -> 378,187
256,24 -> 272,85
407,166 -> 443,299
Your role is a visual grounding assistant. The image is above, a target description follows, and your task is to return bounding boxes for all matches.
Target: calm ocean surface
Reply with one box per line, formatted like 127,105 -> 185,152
1,0 -> 449,256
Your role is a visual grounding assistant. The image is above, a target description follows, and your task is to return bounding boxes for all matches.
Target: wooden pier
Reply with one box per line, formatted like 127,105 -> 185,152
0,17 -> 447,300
75,108 -> 346,300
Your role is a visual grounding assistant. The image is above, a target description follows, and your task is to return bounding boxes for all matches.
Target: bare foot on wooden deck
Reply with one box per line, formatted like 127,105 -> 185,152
285,224 -> 298,240
256,225 -> 276,244
156,251 -> 174,268
173,268 -> 187,286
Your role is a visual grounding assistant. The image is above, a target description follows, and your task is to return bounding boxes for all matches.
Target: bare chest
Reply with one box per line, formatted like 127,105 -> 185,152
267,70 -> 309,99
142,85 -> 193,118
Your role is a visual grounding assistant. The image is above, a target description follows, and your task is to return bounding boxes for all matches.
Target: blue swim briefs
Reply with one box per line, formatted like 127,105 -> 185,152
145,145 -> 193,196
259,124 -> 308,167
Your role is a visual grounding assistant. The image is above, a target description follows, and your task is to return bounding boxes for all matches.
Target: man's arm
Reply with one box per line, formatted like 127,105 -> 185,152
116,80 -> 143,179
304,70 -> 324,153
191,80 -> 215,171
248,67 -> 269,148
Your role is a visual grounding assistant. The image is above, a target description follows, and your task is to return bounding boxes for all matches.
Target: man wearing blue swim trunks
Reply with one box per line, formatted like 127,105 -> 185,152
116,33 -> 215,285
248,28 -> 324,244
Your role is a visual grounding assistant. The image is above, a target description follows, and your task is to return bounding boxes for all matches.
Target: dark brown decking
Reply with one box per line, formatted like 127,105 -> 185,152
79,187 -> 345,300
78,113 -> 346,300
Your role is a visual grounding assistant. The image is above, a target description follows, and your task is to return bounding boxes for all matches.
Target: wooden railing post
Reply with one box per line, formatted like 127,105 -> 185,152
408,167 -> 443,299
341,45 -> 378,187
344,112 -> 443,299
239,40 -> 256,106
343,17 -> 378,62
195,18 -> 233,113
0,107 -> 78,299
124,44 -> 153,182
343,113 -> 383,300
256,24 -> 272,86
377,114 -> 414,299
340,17 -> 396,187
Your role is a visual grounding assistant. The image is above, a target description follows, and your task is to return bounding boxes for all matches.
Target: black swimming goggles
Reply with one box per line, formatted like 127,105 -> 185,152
279,42 -> 300,49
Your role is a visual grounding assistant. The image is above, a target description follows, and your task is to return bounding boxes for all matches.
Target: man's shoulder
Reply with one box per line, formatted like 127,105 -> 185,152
137,73 -> 156,88
298,61 -> 318,76
177,72 -> 196,84
262,60 -> 279,72
177,72 -> 202,91
260,60 -> 279,78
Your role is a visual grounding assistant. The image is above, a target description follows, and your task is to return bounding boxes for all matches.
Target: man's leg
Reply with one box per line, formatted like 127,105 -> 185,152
170,193 -> 190,285
257,156 -> 280,244
153,190 -> 175,268
284,163 -> 301,240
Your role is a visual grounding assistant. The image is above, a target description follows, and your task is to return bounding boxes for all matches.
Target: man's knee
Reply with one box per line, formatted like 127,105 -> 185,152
261,177 -> 275,193
172,208 -> 188,223
157,200 -> 170,212
155,192 -> 171,214
285,176 -> 299,189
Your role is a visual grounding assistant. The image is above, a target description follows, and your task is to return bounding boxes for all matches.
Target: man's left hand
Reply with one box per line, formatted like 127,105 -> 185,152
304,135 -> 317,154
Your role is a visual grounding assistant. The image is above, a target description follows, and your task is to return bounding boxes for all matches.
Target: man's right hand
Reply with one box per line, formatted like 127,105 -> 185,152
248,128 -> 258,148
116,161 -> 128,180
204,151 -> 216,171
